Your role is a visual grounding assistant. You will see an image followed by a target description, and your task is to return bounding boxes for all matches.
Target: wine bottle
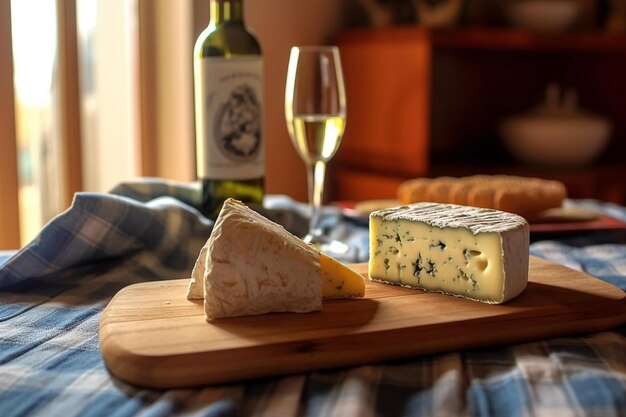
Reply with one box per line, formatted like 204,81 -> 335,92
194,0 -> 264,219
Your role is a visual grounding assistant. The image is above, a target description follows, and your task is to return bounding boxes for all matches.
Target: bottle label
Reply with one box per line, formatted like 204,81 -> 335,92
195,57 -> 264,180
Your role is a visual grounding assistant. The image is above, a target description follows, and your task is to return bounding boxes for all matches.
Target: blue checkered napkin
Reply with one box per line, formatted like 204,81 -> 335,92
0,252 -> 13,269
572,199 -> 626,222
0,187 -> 625,417
0,190 -> 212,290
108,177 -> 202,208
532,241 -> 626,291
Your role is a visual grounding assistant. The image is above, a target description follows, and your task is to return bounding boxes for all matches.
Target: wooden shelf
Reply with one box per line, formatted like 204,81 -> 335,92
339,26 -> 626,53
432,27 -> 626,52
334,26 -> 626,205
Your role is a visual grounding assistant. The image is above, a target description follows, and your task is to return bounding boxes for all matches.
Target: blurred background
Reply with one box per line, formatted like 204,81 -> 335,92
1,0 -> 625,249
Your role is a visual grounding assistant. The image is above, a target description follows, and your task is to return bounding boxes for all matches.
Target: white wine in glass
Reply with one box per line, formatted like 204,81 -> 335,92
285,46 -> 346,247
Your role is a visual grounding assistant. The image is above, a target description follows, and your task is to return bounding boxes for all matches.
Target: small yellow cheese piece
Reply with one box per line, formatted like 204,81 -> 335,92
320,253 -> 366,300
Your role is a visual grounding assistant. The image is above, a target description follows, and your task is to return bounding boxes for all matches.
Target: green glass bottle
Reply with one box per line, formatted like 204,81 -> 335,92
194,0 -> 264,219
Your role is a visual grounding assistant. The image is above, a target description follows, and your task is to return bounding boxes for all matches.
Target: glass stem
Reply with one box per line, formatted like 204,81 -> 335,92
307,160 -> 327,243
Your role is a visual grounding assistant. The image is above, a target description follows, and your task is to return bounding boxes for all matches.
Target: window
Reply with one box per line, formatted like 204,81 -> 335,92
0,0 -> 197,249
77,0 -> 141,193
10,0 -> 64,243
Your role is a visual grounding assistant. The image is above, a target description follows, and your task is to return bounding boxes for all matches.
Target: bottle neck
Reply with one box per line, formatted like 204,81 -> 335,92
210,0 -> 243,25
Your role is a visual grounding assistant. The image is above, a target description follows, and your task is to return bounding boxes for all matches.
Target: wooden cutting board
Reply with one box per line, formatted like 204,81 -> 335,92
99,257 -> 626,389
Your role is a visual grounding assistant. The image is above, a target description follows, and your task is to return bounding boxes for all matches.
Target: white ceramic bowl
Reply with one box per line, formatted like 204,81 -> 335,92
505,0 -> 580,33
500,114 -> 612,167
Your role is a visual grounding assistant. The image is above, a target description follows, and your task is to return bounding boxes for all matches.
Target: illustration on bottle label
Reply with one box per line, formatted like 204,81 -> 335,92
213,83 -> 261,162
195,57 -> 264,180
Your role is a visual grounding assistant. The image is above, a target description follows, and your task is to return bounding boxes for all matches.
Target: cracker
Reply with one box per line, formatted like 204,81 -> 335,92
467,183 -> 497,209
398,174 -> 567,221
398,178 -> 431,204
427,177 -> 457,203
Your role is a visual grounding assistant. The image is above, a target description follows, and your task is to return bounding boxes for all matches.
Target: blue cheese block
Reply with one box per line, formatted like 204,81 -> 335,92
369,202 -> 529,304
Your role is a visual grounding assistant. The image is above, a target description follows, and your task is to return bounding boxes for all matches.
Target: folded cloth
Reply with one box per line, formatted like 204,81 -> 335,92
108,177 -> 202,206
0,188 -> 212,290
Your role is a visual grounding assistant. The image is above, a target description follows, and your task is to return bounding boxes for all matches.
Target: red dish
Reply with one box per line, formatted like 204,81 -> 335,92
335,200 -> 626,236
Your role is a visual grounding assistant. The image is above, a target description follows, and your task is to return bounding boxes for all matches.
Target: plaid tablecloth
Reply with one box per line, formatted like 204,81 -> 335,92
1,179 -> 625,417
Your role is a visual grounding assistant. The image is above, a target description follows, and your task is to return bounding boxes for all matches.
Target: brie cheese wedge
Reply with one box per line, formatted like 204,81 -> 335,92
188,199 -> 365,319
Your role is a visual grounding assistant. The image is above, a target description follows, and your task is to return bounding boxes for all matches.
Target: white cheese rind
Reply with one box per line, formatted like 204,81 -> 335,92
188,199 -> 322,319
187,243 -> 208,299
369,202 -> 529,304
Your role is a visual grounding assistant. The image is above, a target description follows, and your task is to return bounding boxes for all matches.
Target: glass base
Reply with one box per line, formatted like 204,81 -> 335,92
303,234 -> 359,262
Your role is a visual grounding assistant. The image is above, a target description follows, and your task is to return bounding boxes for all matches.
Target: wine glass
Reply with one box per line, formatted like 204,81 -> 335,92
285,46 -> 347,249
